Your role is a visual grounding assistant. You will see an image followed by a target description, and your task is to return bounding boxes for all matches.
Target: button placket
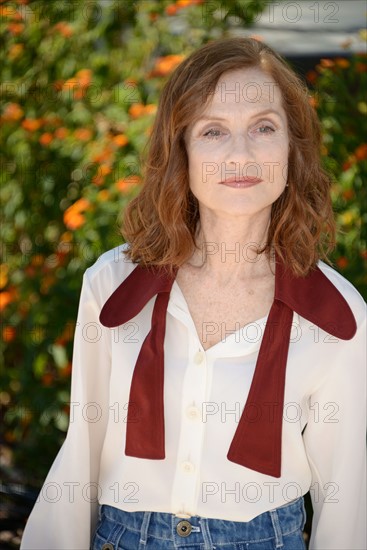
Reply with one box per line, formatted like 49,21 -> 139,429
181,460 -> 195,474
171,344 -> 208,515
194,349 -> 205,365
186,404 -> 201,420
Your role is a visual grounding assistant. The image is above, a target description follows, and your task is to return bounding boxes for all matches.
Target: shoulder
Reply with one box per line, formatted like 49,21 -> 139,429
317,261 -> 366,328
82,243 -> 137,307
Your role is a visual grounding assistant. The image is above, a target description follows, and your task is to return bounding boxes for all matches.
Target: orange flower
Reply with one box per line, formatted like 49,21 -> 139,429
165,4 -> 178,15
115,175 -> 141,193
1,5 -> 23,18
76,69 -> 92,87
356,62 -> 367,73
41,372 -> 54,386
112,134 -> 129,147
1,6 -> 18,17
62,78 -> 78,91
177,0 -> 204,5
124,78 -> 138,86
74,128 -> 92,141
91,144 -> 114,164
53,80 -> 64,92
308,96 -> 318,109
59,362 -> 72,378
342,189 -> 354,200
9,43 -> 24,59
43,114 -> 62,126
166,0 -> 204,11
128,103 -> 157,119
55,322 -> 75,345
22,118 -> 43,131
60,231 -> 73,243
335,58 -> 350,69
151,55 -> 185,77
144,104 -> 157,115
306,70 -> 317,85
54,127 -> 68,139
336,256 -> 348,269
2,102 -> 23,121
92,163 -> 111,185
65,212 -> 85,230
39,132 -> 53,146
128,103 -> 146,118
40,273 -> 56,294
320,58 -> 334,68
98,164 -> 112,177
355,143 -> 367,160
7,22 -> 24,34
54,21 -> 73,37
72,197 -> 90,211
97,189 -> 110,202
31,254 -> 45,267
0,291 -> 13,311
0,264 -> 8,289
25,265 -> 36,277
63,198 -> 90,230
2,326 -> 16,342
342,158 -> 355,171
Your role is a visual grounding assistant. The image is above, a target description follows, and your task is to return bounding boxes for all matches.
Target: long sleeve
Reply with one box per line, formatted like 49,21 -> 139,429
303,315 -> 366,549
20,270 -> 112,550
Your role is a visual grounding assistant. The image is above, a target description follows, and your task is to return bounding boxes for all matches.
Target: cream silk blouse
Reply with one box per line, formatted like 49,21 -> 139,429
21,244 -> 366,550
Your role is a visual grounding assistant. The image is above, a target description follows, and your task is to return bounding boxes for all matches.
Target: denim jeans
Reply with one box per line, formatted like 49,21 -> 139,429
91,497 -> 307,550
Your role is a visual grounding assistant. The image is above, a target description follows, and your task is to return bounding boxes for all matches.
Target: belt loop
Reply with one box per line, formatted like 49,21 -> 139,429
139,511 -> 152,546
269,509 -> 284,548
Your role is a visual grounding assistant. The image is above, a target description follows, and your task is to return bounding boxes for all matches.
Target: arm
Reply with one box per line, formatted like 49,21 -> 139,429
303,316 -> 366,550
20,270 -> 111,550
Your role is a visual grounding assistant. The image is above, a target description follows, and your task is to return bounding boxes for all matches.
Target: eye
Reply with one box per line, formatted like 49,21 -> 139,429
203,128 -> 223,140
256,125 -> 275,134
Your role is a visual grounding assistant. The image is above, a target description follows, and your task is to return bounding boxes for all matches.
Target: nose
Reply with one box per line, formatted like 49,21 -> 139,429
222,134 -> 257,179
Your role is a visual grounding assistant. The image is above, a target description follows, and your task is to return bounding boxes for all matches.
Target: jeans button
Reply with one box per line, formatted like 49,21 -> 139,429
176,520 -> 192,537
101,544 -> 114,550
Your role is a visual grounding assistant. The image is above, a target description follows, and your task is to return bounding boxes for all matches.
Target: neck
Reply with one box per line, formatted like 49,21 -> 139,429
187,209 -> 274,284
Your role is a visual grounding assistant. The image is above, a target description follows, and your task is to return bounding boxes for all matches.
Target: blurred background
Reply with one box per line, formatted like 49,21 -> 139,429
1,0 -> 366,547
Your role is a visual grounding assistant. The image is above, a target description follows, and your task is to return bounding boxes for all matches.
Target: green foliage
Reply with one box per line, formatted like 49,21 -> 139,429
1,0 -> 269,484
1,0 -> 366,486
307,48 -> 367,295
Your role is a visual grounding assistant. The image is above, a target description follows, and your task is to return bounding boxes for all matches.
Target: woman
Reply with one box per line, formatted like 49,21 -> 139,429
21,37 -> 366,550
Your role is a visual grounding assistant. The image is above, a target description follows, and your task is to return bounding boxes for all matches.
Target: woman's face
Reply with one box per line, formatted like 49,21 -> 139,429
185,67 -> 289,220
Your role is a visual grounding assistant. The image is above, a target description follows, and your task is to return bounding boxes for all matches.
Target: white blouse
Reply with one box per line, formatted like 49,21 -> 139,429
21,244 -> 366,550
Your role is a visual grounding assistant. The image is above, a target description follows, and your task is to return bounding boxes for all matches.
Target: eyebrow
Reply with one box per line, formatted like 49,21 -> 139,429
195,108 -> 283,124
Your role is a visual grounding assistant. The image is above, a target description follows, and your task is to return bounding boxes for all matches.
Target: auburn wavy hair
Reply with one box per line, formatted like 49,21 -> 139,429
122,37 -> 336,276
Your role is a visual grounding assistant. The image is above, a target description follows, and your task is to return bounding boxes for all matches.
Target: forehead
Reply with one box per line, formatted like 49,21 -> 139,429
204,67 -> 282,109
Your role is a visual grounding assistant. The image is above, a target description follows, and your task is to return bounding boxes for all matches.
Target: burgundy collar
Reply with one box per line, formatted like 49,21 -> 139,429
100,258 -> 356,477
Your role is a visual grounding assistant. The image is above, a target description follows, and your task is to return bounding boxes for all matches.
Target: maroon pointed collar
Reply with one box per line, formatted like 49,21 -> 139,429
99,258 -> 356,477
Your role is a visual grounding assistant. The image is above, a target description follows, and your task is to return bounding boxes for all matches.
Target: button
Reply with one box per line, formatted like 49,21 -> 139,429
176,520 -> 192,537
194,350 -> 205,364
181,461 -> 195,473
186,405 -> 200,420
101,544 -> 114,550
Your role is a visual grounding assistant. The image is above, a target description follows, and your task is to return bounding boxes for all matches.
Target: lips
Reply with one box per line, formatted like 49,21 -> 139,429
220,176 -> 263,188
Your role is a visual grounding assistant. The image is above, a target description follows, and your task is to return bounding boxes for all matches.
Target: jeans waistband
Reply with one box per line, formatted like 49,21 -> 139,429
99,497 -> 305,547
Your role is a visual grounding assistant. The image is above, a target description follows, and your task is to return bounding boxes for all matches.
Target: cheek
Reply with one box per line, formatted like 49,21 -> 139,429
188,151 -> 210,186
